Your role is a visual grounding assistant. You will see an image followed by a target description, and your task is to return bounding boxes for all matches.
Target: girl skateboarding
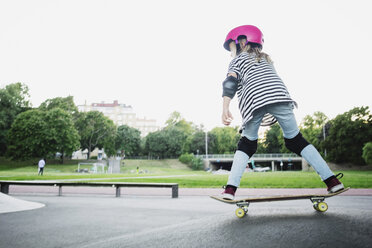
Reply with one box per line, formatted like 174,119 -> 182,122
221,25 -> 344,200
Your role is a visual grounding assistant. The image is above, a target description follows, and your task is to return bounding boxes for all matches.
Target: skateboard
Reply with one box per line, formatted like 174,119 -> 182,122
211,187 -> 350,218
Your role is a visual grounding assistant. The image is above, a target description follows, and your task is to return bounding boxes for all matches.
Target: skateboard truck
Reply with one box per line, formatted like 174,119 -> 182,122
236,201 -> 250,218
310,196 -> 328,212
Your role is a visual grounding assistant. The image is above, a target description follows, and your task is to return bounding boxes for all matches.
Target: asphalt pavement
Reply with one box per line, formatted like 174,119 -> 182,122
0,191 -> 371,248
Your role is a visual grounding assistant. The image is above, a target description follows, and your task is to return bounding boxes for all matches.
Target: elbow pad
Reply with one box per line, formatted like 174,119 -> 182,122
222,76 -> 239,99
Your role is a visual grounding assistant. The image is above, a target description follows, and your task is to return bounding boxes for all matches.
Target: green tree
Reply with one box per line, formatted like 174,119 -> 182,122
144,126 -> 187,158
165,111 -> 195,151
165,126 -> 188,157
362,142 -> 372,165
300,111 -> 328,153
6,109 -> 80,160
39,96 -> 79,118
165,111 -> 187,129
323,106 -> 372,164
115,125 -> 141,157
44,108 -> 80,162
205,132 -> 218,154
209,126 -> 240,154
186,130 -> 207,155
6,110 -> 48,159
256,139 -> 267,154
262,123 -> 282,153
0,83 -> 31,155
144,130 -> 168,158
75,111 -> 116,159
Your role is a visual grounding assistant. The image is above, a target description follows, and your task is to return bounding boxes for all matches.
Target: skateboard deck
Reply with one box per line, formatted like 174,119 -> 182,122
211,187 -> 350,218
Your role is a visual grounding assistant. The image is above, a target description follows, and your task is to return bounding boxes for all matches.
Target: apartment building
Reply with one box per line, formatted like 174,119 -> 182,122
78,100 -> 159,137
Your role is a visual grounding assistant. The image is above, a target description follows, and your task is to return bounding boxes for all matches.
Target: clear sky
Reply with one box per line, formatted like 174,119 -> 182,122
1,0 -> 371,131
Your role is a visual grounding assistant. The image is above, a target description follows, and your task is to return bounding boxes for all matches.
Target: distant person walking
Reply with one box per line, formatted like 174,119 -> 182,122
38,158 -> 45,176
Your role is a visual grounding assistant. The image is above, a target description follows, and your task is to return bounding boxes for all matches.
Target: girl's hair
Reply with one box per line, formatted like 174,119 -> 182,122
229,38 -> 272,63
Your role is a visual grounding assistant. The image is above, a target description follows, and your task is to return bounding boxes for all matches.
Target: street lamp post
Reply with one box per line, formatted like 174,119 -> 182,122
205,131 -> 208,159
323,125 -> 327,157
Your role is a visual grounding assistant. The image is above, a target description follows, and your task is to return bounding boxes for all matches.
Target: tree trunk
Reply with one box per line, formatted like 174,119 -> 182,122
87,149 -> 91,160
60,151 -> 64,164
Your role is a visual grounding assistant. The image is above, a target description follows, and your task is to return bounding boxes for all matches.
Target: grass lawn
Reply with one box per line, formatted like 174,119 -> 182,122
0,158 -> 371,188
95,171 -> 372,189
0,159 -> 197,181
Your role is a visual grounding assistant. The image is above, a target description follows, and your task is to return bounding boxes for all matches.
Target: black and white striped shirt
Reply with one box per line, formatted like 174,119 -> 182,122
228,52 -> 296,127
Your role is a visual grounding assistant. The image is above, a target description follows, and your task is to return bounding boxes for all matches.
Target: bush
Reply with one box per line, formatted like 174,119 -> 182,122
179,153 -> 194,165
362,142 -> 372,165
191,157 -> 204,170
179,153 -> 204,170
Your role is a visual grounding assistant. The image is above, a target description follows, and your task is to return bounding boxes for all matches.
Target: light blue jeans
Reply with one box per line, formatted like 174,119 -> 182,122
227,102 -> 334,187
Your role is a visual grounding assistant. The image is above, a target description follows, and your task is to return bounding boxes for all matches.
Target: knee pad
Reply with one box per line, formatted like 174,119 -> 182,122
284,132 -> 310,156
237,136 -> 257,157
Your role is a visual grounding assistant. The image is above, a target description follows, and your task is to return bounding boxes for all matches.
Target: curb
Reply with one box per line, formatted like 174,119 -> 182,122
0,193 -> 45,214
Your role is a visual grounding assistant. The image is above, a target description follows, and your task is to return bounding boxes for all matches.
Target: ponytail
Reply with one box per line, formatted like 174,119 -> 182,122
249,45 -> 272,64
229,39 -> 272,64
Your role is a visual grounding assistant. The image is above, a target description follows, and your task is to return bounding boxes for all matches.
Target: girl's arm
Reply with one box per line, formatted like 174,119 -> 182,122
221,72 -> 237,126
222,96 -> 233,126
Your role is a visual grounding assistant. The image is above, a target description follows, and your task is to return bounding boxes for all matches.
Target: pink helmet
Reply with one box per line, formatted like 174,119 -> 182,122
223,25 -> 264,51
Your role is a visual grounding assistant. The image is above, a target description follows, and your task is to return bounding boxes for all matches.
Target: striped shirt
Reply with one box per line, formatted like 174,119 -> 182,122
228,52 -> 296,127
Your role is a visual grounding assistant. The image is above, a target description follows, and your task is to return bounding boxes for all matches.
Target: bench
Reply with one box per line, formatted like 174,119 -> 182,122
0,181 -> 178,198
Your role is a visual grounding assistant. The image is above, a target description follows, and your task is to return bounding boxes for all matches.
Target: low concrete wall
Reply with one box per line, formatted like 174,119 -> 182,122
327,163 -> 372,171
302,159 -> 311,171
301,161 -> 372,171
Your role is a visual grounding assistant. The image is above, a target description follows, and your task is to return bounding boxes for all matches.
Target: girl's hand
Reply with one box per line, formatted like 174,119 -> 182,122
222,108 -> 233,126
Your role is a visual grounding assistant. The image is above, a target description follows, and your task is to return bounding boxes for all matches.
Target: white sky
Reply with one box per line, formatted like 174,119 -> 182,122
1,0 -> 371,131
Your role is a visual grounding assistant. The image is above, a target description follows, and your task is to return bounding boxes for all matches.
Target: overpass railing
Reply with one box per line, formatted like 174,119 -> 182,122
197,153 -> 299,159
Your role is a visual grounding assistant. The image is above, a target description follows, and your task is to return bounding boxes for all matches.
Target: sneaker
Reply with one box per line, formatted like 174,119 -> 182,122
324,173 -> 344,193
222,185 -> 236,200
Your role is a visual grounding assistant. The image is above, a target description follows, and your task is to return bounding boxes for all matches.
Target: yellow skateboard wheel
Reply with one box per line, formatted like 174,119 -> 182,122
235,208 -> 246,218
317,202 -> 328,212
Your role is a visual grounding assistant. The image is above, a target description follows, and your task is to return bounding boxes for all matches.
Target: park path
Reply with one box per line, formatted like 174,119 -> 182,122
2,194 -> 372,248
2,186 -> 371,215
